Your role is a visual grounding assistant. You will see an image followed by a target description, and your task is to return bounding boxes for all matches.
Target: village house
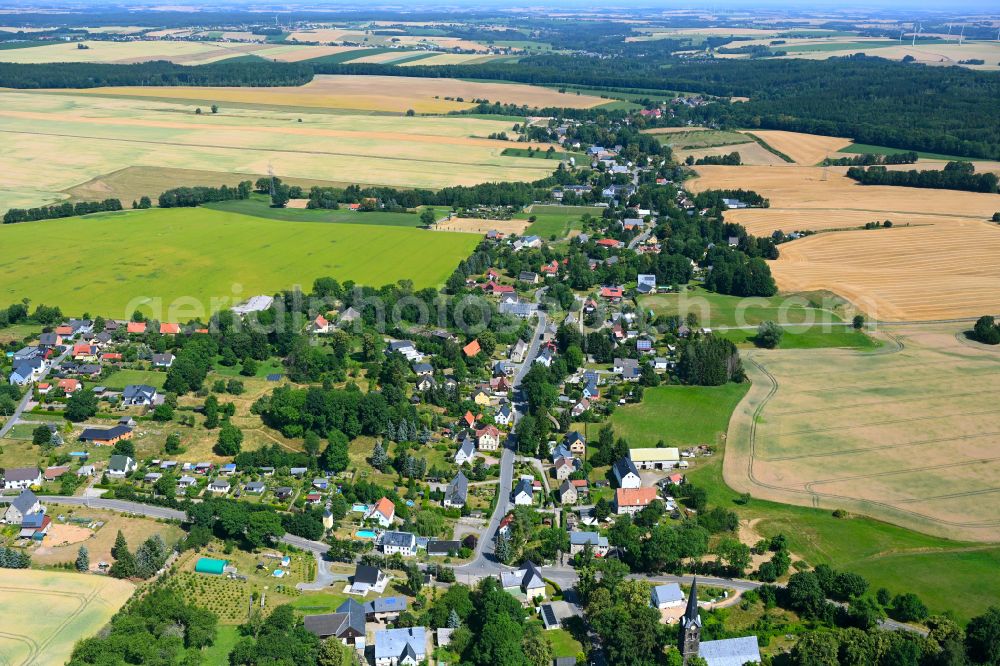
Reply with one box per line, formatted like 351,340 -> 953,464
651,583 -> 685,610
374,627 -> 426,666
121,384 -> 158,407
365,596 -> 408,622
108,455 -> 137,478
3,489 -> 41,524
509,339 -> 528,363
79,425 -> 132,446
513,477 -> 534,506
443,471 -> 468,509
558,480 -> 578,505
303,598 -> 366,647
351,564 -> 389,595
475,425 -> 501,451
612,457 -> 642,489
501,561 -> 546,600
380,531 -> 417,557
366,497 -> 396,527
454,436 -> 477,465
3,467 -> 41,490
569,531 -> 610,557
615,487 -> 659,515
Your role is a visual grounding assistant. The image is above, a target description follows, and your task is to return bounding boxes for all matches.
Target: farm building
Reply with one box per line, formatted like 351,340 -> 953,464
629,447 -> 681,470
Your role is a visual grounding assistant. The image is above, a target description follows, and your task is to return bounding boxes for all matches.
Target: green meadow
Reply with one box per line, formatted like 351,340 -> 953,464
639,286 -> 844,328
0,207 -> 478,317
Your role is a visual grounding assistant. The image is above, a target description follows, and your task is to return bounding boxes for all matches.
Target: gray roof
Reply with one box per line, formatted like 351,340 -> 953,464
426,540 -> 461,555
381,531 -> 416,548
501,560 -> 545,591
612,457 -> 640,484
10,489 -> 39,515
651,583 -> 684,606
303,599 -> 365,639
108,455 -> 133,472
364,596 -> 408,614
354,564 -> 383,585
569,531 -> 607,548
374,627 -> 426,661
698,636 -> 761,666
514,477 -> 533,499
456,437 -> 475,460
445,471 -> 468,505
122,384 -> 156,401
152,353 -> 174,364
4,467 -> 40,483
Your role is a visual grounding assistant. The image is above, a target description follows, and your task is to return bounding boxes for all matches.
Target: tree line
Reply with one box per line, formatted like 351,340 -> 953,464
157,181 -> 253,207
0,60 -> 312,89
3,198 -> 122,224
822,151 -> 918,166
846,162 -> 999,193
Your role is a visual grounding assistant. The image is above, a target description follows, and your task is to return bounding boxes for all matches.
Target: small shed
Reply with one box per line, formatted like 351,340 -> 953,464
195,557 -> 227,575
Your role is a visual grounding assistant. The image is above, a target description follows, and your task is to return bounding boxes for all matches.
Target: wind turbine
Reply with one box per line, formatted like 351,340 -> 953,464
958,24 -> 965,46
912,22 -> 921,47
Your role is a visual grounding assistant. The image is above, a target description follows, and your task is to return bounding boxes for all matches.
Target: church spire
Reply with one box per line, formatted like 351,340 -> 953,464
679,577 -> 702,664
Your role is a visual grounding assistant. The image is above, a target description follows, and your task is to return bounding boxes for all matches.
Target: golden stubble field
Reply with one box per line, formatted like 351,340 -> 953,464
0,569 -> 134,666
687,163 -> 1000,320
725,324 -> 1000,542
743,130 -> 852,165
0,89 -> 563,210
64,74 -> 606,113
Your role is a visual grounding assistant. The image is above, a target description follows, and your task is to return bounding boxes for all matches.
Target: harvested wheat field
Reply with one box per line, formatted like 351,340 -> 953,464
687,165 -> 1000,217
677,141 -> 788,166
0,39 -> 266,64
771,220 -> 1000,321
0,569 -> 134,666
0,90 -> 560,210
729,209 -> 976,237
743,130 -> 852,165
435,217 -> 531,235
725,324 -> 1000,542
65,74 -> 605,113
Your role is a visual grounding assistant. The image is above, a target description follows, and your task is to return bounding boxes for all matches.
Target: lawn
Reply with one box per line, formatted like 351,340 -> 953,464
840,143 -> 985,162
0,207 -> 479,317
607,383 -> 750,448
653,129 -> 750,149
715,324 -> 878,350
200,624 -> 242,664
520,204 -> 597,238
289,591 -> 351,614
639,286 -> 845,329
206,194 -> 424,227
0,323 -> 41,344
547,627 -> 584,658
501,147 -> 586,160
101,368 -> 168,391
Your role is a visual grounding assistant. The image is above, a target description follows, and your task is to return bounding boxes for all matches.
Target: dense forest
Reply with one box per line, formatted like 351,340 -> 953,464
846,162 -> 999,193
0,60 -> 312,88
318,56 -> 1000,160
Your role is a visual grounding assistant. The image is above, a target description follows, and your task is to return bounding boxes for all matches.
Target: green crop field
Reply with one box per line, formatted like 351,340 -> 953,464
715,324 -> 879,350
841,143 -> 985,162
101,368 -> 169,390
206,194 -> 424,227
639,286 -> 846,329
607,383 -> 750,448
0,207 -> 478,317
521,204 -> 598,238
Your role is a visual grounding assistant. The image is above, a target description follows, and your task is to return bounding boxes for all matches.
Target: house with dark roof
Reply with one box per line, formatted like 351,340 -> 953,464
3,467 -> 41,490
121,384 -> 157,407
364,596 -> 408,621
152,353 -> 175,368
454,436 -> 476,465
351,564 -> 388,595
380,531 -> 417,556
303,598 -> 366,646
612,457 -> 642,489
443,471 -> 468,509
426,540 -> 461,557
108,455 -> 136,478
4,489 -> 41,524
500,561 -> 546,600
79,425 -> 132,446
513,477 -> 534,505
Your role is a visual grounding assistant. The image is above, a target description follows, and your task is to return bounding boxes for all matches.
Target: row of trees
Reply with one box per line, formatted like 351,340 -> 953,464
157,181 -> 253,207
846,162 -> 999,193
3,198 -> 122,224
822,151 -> 918,166
690,151 -> 741,166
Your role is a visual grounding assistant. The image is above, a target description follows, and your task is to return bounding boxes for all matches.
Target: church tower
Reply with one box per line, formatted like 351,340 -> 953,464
679,577 -> 702,664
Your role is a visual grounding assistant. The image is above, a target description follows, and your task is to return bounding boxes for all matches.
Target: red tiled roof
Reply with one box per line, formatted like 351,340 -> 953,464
616,487 -> 658,507
160,323 -> 180,334
127,321 -> 146,334
463,340 -> 481,357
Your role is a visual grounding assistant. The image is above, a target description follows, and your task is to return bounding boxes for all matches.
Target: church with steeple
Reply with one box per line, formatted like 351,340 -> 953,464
679,577 -> 703,664
677,577 -> 763,666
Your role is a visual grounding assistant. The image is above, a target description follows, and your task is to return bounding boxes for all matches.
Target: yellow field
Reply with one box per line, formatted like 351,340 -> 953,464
687,165 -> 1000,217
780,40 -> 1000,70
677,141 -> 787,166
435,217 -> 531,235
0,90 -> 560,210
62,74 -> 606,114
725,324 -> 1000,541
0,569 -> 134,666
0,39 -> 370,65
287,27 -> 366,42
769,220 -> 1000,321
398,53 -> 493,66
730,209 -> 969,236
744,130 -> 852,165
